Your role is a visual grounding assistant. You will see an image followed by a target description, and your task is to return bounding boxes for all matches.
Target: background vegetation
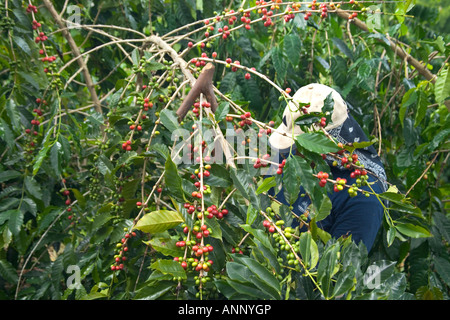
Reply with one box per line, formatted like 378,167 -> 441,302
0,0 -> 448,300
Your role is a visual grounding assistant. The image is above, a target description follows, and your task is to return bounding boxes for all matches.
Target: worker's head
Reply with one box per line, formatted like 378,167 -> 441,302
269,83 -> 348,152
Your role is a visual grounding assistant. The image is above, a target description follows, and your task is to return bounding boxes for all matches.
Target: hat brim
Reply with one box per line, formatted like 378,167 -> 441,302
268,124 -> 297,151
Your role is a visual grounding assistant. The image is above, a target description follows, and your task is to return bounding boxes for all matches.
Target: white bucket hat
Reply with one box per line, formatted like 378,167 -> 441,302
269,83 -> 348,150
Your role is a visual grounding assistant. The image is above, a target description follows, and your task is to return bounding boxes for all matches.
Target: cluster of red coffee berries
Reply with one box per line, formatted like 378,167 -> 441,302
240,11 -> 252,30
184,202 -> 201,216
128,123 -> 142,132
190,57 -> 207,68
34,30 -> 48,44
333,177 -> 347,193
121,140 -> 132,151
192,101 -> 212,118
277,159 -> 287,175
32,19 -> 41,30
317,171 -> 330,187
348,11 -> 358,20
194,224 -> 211,240
142,97 -> 153,111
61,189 -> 71,206
202,19 -> 216,38
318,2 -> 329,19
339,152 -> 360,168
263,219 -> 276,233
238,111 -> 253,127
218,24 -> 231,40
253,153 -> 271,169
304,11 -> 313,21
283,6 -> 296,22
26,4 -> 38,13
231,246 -> 244,254
258,126 -> 272,137
111,229 -> 136,271
256,1 -> 277,27
174,255 -> 214,273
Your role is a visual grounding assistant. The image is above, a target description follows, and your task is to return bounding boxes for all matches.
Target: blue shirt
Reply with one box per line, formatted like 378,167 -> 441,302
270,113 -> 387,252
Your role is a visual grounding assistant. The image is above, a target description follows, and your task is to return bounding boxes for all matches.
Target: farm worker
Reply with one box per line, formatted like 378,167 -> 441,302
268,83 -> 388,252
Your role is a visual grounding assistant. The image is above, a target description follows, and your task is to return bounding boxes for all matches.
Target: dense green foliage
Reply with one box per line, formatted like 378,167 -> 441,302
0,0 -> 449,300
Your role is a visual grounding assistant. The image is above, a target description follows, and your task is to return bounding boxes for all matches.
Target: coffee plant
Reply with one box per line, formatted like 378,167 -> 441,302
0,0 -> 449,301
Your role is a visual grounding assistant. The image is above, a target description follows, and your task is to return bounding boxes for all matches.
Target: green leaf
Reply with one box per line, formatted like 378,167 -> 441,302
299,231 -> 319,270
8,209 -> 24,237
159,109 -> 180,133
240,224 -> 274,253
225,278 -> 271,299
227,261 -> 253,283
145,238 -> 182,257
13,37 -> 31,56
293,155 -> 316,197
399,88 -> 417,127
32,145 -> 50,175
246,204 -> 258,225
434,256 -> 450,287
134,281 -> 174,300
24,176 -> 42,199
204,216 -> 222,240
147,143 -> 170,160
50,141 -> 62,177
80,292 -> 108,300
378,191 -> 421,215
92,212 -> 113,231
314,193 -> 332,222
96,154 -> 113,176
230,168 -> 251,200
317,243 -> 339,299
295,132 -> 339,155
249,274 -> 281,300
256,176 -> 276,195
434,68 -> 450,104
37,208 -> 62,233
204,164 -> 232,187
134,210 -> 184,234
282,157 -> 301,205
415,286 -> 444,300
0,210 -> 13,225
284,33 -> 301,67
0,170 -> 22,183
415,90 -> 430,127
0,259 -> 18,284
271,46 -> 287,81
164,156 -> 185,202
0,118 -> 15,149
395,222 -> 431,238
71,189 -> 86,210
214,102 -> 230,122
150,259 -> 186,279
332,265 -> 356,298
363,260 -> 396,289
254,239 -> 281,274
332,37 -> 354,60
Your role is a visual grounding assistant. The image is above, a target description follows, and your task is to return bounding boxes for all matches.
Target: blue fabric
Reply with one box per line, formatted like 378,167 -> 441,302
269,113 -> 387,252
272,167 -> 384,252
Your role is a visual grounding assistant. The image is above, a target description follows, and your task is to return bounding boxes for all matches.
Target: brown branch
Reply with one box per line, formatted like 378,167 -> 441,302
146,35 -> 236,168
176,63 -> 218,120
42,0 -> 102,114
335,8 -> 450,112
335,9 -> 436,84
